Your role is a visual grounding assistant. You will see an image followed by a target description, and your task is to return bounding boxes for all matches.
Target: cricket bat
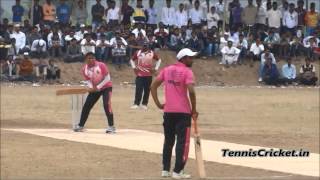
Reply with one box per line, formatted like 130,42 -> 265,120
56,88 -> 89,96
192,117 -> 206,179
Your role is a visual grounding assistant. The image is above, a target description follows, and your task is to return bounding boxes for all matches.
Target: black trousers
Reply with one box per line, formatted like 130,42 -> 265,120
79,87 -> 114,127
134,76 -> 152,106
162,113 -> 191,173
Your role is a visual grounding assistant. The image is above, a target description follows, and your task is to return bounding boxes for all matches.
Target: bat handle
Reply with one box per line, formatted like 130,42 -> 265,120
192,116 -> 199,135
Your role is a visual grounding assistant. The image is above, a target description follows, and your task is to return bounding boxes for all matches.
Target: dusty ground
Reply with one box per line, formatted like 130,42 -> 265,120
0,85 -> 319,179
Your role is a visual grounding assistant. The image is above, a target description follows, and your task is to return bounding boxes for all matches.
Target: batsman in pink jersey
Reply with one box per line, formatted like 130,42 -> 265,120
150,48 -> 198,179
74,52 -> 115,133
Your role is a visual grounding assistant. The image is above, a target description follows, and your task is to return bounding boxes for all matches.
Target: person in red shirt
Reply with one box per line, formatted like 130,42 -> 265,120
74,52 -> 115,133
130,42 -> 161,110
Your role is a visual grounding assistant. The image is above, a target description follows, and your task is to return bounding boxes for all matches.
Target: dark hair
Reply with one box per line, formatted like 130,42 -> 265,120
85,52 -> 95,58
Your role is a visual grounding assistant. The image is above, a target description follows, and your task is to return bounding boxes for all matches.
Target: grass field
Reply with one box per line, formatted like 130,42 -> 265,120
1,85 -> 319,179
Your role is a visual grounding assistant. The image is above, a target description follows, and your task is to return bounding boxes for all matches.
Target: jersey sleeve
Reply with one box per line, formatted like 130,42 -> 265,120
156,68 -> 165,82
131,50 -> 139,61
185,69 -> 195,85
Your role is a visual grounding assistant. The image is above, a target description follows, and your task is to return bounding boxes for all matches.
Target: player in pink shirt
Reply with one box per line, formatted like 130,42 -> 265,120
74,52 -> 115,133
150,48 -> 198,179
130,42 -> 161,110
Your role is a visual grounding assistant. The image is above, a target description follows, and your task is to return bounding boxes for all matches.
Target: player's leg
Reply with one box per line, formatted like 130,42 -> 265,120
141,76 -> 153,107
173,113 -> 192,174
162,113 -> 176,172
133,76 -> 143,107
102,87 -> 115,133
77,92 -> 101,129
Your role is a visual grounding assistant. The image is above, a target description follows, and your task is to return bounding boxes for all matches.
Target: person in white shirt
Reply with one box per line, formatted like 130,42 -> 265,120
282,3 -> 298,36
189,0 -> 204,28
161,0 -> 176,27
80,33 -> 96,55
176,3 -> 188,28
219,32 -> 230,52
106,0 -> 120,27
64,31 -> 81,44
207,6 -> 220,30
221,40 -> 240,66
255,0 -> 267,31
215,0 -> 224,30
75,24 -> 86,41
259,48 -> 276,82
132,23 -> 147,39
30,39 -> 47,58
110,31 -> 128,47
249,38 -> 264,67
266,2 -> 282,29
10,24 -> 26,54
303,36 -> 320,60
201,0 -> 213,21
235,34 -> 248,65
95,34 -> 110,62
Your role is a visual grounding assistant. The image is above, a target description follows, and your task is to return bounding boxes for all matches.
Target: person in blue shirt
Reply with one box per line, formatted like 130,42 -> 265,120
281,58 -> 297,85
12,0 -> 24,23
262,57 -> 283,86
56,0 -> 71,25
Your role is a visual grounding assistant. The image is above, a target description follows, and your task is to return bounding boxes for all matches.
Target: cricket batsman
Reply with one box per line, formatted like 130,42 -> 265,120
73,52 -> 115,133
150,48 -> 198,179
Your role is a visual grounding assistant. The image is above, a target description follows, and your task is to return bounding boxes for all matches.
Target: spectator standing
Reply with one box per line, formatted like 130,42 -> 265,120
281,58 -> 296,85
266,2 -> 282,30
106,0 -> 120,28
29,0 -> 43,26
231,1 -> 243,31
72,0 -> 88,26
282,3 -> 298,36
56,0 -> 71,26
189,0 -> 204,29
145,0 -> 158,31
241,0 -> 257,30
120,0 -> 134,27
43,0 -> 56,27
207,6 -> 220,30
255,0 -> 267,31
175,3 -> 188,29
133,0 -> 146,23
295,0 -> 306,27
215,0 -> 224,30
91,0 -> 105,32
12,0 -> 24,23
10,24 -> 26,54
304,3 -> 319,36
161,0 -> 176,28
299,58 -> 318,86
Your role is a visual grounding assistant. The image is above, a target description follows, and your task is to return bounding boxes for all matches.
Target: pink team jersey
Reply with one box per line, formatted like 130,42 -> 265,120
156,62 -> 195,114
132,50 -> 159,77
82,60 -> 112,90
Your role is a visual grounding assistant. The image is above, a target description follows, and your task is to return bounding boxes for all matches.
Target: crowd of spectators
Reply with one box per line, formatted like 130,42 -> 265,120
0,0 -> 319,85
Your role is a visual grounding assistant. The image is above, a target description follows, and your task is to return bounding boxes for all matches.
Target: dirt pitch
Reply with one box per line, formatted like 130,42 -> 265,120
0,85 -> 319,180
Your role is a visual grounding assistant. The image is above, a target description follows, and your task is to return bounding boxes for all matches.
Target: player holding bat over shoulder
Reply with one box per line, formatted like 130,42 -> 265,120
130,41 -> 161,110
150,48 -> 198,179
73,52 -> 115,134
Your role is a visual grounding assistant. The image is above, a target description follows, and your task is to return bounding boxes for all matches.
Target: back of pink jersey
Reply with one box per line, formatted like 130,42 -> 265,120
156,62 -> 195,114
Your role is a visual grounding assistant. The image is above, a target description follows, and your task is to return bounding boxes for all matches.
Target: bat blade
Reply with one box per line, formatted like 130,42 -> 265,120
56,88 -> 88,96
193,118 -> 206,179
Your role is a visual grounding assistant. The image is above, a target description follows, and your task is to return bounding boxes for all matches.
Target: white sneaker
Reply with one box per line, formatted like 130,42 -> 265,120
106,126 -> 116,134
140,105 -> 148,110
130,105 -> 139,109
172,171 -> 191,179
161,170 -> 170,178
258,77 -> 262,82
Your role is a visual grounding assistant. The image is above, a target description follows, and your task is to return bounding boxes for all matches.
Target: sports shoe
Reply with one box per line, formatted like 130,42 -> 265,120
172,171 -> 191,179
106,126 -> 116,134
73,125 -> 84,132
140,105 -> 148,110
130,105 -> 139,109
258,77 -> 262,82
161,170 -> 170,178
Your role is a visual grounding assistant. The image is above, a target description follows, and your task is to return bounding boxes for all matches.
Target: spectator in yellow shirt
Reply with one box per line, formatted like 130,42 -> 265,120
42,0 -> 56,27
304,3 -> 319,36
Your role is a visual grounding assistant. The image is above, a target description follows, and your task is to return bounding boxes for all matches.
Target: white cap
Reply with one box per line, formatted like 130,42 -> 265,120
14,24 -> 20,27
39,39 -> 45,46
23,52 -> 29,56
227,38 -> 234,43
80,24 -> 85,28
176,48 -> 198,60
